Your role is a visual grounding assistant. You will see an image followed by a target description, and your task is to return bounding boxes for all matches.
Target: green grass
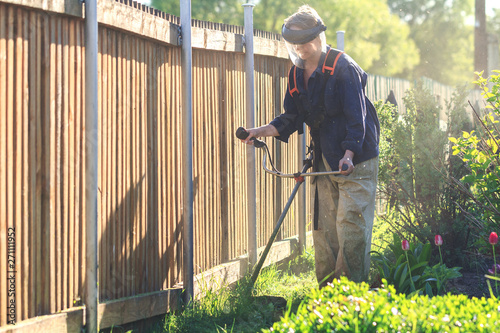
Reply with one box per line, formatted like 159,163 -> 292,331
154,250 -> 317,333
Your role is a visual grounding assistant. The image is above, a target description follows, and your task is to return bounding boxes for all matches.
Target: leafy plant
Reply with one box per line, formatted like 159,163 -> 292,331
371,234 -> 461,296
449,71 -> 500,234
376,83 -> 474,256
265,277 -> 500,333
424,262 -> 462,296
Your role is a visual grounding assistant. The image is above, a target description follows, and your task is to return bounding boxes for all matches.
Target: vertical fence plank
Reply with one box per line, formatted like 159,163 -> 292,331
157,45 -> 165,289
174,47 -> 182,285
140,36 -> 148,293
68,17 -> 76,315
6,7 -> 15,323
131,33 -> 138,296
25,12 -> 41,318
33,11 -> 42,317
192,52 -> 201,273
61,16 -> 69,312
98,26 -> 105,301
149,40 -> 159,292
116,31 -> 124,299
54,16 -> 63,313
106,27 -> 115,298
166,47 -> 175,287
20,8 -> 29,321
13,6 -> 23,321
0,3 -> 7,326
103,27 -> 111,301
124,32 -> 131,298
74,19 -> 82,307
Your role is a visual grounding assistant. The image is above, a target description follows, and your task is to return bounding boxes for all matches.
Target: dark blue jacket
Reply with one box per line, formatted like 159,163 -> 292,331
270,46 -> 380,170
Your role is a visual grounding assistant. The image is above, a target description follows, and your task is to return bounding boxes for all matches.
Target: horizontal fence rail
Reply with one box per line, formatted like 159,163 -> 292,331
0,0 -> 484,329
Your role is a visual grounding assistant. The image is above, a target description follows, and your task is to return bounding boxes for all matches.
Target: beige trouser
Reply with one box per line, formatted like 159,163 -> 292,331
312,155 -> 378,287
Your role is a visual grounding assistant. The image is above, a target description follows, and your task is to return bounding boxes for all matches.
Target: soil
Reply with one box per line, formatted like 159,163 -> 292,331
447,271 -> 493,298
253,295 -> 288,321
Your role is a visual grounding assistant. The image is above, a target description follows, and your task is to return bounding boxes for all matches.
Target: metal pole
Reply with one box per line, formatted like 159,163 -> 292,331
180,0 -> 194,303
337,31 -> 345,51
336,31 -> 345,51
84,0 -> 99,331
250,157 -> 311,286
243,3 -> 257,269
297,125 -> 306,253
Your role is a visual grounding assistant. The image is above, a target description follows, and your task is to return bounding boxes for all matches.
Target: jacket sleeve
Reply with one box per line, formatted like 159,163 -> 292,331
269,84 -> 304,143
337,65 -> 368,156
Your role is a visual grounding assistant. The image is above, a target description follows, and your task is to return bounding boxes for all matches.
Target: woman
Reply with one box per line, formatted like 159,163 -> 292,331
241,5 -> 379,287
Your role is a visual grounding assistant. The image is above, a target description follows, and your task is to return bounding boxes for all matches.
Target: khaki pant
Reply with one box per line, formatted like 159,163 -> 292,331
312,155 -> 378,287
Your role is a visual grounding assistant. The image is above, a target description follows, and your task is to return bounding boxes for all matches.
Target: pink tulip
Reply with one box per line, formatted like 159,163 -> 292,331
402,240 -> 410,251
490,232 -> 498,245
488,264 -> 500,275
435,235 -> 444,264
490,232 -> 499,294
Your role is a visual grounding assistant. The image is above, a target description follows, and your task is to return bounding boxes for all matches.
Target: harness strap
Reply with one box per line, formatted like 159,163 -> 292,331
288,66 -> 299,97
322,48 -> 344,76
288,48 -> 344,99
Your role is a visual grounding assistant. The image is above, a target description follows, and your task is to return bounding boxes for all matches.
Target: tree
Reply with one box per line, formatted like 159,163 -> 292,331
387,0 -> 475,85
149,0 -> 244,25
487,8 -> 500,66
283,0 -> 417,77
150,0 -> 419,78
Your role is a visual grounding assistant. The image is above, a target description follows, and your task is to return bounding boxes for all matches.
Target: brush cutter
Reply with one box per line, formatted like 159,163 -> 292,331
235,127 -> 347,287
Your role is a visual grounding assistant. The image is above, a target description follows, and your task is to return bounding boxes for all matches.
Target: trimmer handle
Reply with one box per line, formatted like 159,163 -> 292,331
236,127 -> 266,148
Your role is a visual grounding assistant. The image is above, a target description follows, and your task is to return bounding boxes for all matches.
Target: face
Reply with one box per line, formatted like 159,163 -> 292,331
289,25 -> 322,62
293,38 -> 321,61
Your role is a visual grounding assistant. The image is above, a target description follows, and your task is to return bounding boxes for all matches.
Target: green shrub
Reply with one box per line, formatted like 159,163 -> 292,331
449,71 -> 500,235
376,83 -> 475,266
266,277 -> 499,333
371,234 -> 462,296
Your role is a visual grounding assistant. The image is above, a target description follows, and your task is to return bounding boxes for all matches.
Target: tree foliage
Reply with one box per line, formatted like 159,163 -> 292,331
149,0 -> 419,78
149,0 -> 244,25
148,0 -> 497,86
387,0 -> 475,85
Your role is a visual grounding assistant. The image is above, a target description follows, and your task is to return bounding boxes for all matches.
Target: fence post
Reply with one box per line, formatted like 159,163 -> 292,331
180,0 -> 194,304
336,31 -> 345,51
84,0 -> 99,331
243,3 -> 257,269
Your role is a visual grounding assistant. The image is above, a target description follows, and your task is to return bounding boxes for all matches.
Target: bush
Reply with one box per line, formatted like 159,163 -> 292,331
266,277 -> 499,333
376,83 -> 475,266
449,71 -> 500,236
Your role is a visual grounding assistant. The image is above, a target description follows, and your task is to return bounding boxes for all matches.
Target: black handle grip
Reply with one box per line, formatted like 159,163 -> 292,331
235,127 -> 265,148
236,127 -> 249,140
342,163 -> 348,171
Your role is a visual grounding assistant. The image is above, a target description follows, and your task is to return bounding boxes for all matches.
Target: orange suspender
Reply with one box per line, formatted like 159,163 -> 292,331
288,48 -> 344,97
322,48 -> 344,76
288,66 -> 299,96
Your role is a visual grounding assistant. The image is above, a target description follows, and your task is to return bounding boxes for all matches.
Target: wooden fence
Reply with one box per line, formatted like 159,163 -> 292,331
0,0 -> 485,330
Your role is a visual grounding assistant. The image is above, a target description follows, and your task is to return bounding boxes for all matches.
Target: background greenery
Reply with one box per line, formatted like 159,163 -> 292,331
149,0 -> 500,87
